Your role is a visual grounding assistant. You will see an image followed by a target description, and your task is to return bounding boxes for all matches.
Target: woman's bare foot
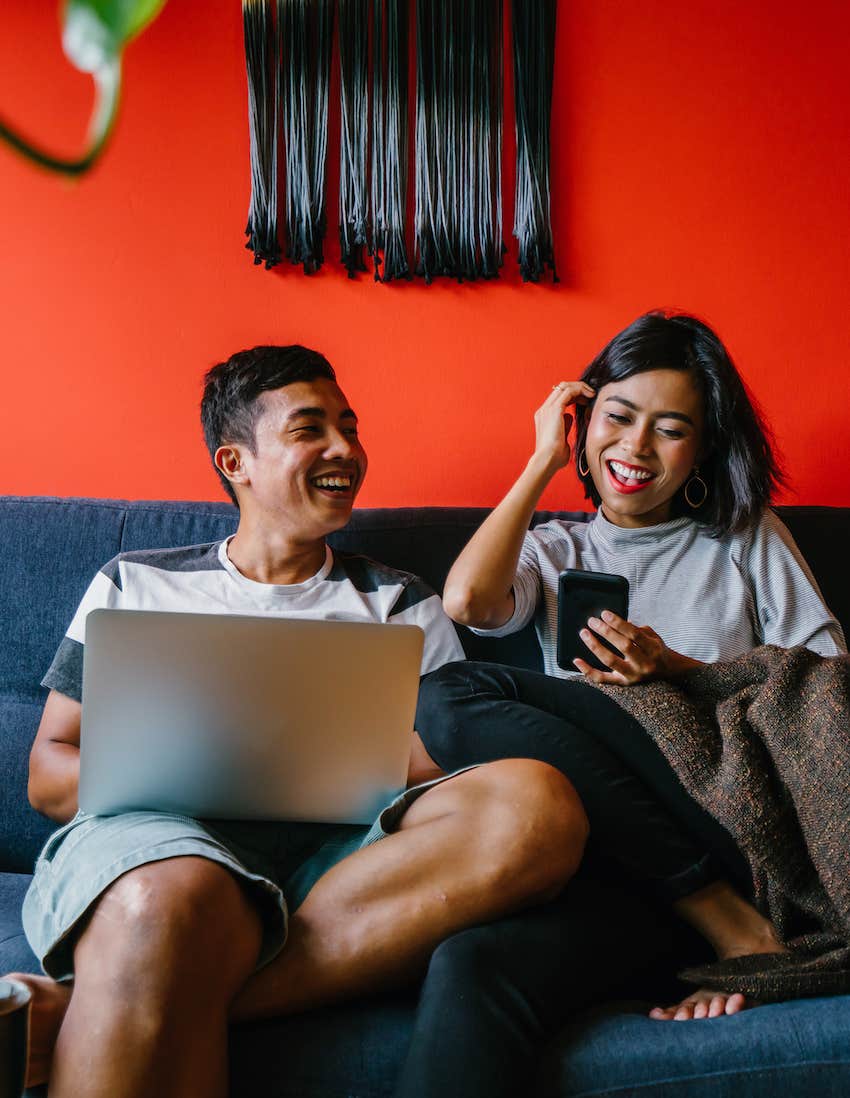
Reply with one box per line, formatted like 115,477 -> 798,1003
4,972 -> 72,1086
649,880 -> 787,1022
650,989 -> 748,1021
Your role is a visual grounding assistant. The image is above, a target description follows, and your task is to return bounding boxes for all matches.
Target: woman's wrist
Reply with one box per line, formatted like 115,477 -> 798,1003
661,648 -> 704,679
525,450 -> 563,488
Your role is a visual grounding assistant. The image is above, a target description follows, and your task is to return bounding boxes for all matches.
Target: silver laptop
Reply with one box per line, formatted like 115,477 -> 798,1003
79,609 -> 424,823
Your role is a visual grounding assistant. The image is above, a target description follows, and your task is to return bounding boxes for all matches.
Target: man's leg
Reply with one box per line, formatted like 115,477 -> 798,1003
20,855 -> 263,1098
15,758 -> 586,1088
230,758 -> 587,1019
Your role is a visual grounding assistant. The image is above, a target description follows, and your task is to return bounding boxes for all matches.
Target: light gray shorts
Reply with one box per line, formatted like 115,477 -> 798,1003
22,773 -> 464,981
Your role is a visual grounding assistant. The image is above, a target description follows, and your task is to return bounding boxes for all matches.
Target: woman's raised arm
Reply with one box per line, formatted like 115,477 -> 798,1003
443,382 -> 594,629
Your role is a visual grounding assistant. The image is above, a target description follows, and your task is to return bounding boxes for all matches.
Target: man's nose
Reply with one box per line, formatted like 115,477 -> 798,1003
325,429 -> 356,459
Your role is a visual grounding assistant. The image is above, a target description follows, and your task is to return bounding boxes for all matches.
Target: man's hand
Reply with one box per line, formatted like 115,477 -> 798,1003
573,612 -> 702,685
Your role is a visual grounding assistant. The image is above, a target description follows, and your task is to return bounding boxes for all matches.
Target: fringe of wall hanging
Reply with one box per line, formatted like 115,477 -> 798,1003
242,0 -> 556,284
281,0 -> 334,273
415,0 -> 504,283
338,0 -> 369,277
242,0 -> 281,268
513,0 -> 558,282
370,0 -> 411,282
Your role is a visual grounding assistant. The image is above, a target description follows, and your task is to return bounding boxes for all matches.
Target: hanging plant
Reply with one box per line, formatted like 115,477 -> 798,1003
0,0 -> 168,176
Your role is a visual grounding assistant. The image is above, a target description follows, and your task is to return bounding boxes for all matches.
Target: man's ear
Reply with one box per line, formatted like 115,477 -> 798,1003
215,444 -> 249,490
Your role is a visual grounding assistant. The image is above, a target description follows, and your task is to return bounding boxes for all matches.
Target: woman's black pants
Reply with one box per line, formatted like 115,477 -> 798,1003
393,661 -> 750,1098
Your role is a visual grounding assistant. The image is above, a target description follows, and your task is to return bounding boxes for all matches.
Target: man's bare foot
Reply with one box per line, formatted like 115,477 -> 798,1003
650,988 -> 748,1021
3,972 -> 72,1086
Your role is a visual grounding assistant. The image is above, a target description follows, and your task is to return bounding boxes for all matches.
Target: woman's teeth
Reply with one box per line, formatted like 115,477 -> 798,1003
608,460 -> 654,485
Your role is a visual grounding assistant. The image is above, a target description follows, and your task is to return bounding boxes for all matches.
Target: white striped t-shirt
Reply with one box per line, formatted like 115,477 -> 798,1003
472,508 -> 846,678
43,539 -> 465,702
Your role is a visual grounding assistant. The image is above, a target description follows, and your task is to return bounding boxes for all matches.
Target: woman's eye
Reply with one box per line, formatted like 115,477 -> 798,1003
658,428 -> 685,439
606,413 -> 629,424
343,427 -> 359,437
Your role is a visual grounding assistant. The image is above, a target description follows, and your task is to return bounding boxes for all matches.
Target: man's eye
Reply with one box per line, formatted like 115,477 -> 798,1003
292,425 -> 320,435
343,427 -> 359,436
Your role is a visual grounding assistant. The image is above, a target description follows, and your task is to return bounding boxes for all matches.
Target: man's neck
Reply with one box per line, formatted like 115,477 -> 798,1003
226,526 -> 327,586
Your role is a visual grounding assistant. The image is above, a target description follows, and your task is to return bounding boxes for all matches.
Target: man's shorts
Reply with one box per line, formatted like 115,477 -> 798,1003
22,773 -> 465,981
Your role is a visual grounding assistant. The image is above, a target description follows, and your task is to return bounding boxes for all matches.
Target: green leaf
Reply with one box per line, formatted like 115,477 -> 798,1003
63,0 -> 168,73
0,0 -> 166,175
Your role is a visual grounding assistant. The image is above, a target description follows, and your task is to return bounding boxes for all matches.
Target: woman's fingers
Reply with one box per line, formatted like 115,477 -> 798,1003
571,657 -> 629,686
576,616 -> 663,685
547,381 -> 595,408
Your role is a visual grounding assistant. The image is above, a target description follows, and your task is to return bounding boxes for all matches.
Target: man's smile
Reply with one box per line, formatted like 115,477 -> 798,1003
309,468 -> 359,500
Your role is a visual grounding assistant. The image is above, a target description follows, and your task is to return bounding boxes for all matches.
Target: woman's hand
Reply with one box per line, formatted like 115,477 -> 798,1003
572,611 -> 702,685
533,382 -> 595,474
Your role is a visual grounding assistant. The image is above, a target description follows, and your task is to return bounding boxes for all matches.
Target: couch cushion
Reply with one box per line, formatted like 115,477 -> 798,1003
0,872 -> 39,974
539,996 -> 850,1097
229,996 -> 414,1098
0,700 -> 56,871
0,498 -> 127,700
776,507 -> 850,641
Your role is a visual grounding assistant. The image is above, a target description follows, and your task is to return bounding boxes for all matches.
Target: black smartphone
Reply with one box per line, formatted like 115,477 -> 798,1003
557,569 -> 630,672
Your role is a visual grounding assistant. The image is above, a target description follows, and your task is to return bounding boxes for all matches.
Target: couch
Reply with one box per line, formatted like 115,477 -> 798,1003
3,496 -> 849,1097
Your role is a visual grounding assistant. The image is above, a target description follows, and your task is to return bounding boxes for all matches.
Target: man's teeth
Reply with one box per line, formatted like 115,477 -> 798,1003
609,460 -> 654,483
313,476 -> 352,489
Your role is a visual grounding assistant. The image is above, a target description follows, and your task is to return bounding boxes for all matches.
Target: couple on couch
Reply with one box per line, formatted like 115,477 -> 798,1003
7,312 -> 847,1098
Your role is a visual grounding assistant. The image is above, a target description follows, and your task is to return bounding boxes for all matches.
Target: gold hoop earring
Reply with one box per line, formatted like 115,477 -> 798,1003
578,449 -> 589,478
684,467 -> 708,509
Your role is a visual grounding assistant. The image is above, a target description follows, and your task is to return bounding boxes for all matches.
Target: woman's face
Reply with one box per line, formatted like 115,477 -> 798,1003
584,368 -> 704,528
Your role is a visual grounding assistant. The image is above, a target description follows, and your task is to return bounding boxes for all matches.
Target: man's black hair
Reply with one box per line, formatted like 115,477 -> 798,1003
201,345 -> 336,504
572,312 -> 786,536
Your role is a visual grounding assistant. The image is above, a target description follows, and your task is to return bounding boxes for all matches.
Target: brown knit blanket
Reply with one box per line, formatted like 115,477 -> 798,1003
596,644 -> 850,1002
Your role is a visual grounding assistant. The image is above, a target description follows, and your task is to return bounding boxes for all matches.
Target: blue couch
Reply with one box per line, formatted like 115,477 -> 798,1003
3,496 -> 849,1097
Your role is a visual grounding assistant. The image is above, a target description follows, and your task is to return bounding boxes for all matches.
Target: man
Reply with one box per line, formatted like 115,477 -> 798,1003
7,346 -> 587,1098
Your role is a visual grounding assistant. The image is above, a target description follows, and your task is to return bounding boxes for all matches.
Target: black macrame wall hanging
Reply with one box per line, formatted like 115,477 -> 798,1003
242,0 -> 557,284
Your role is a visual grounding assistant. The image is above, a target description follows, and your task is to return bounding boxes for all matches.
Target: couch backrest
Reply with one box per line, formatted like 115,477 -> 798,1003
2,497 -> 848,872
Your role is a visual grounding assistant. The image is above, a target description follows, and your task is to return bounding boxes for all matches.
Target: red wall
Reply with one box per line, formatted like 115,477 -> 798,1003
1,0 -> 848,511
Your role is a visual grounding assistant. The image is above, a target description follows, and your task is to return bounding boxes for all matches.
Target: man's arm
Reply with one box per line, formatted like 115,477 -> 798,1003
28,690 -> 81,823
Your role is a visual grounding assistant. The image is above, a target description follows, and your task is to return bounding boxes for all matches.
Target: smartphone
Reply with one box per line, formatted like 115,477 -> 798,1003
557,569 -> 630,673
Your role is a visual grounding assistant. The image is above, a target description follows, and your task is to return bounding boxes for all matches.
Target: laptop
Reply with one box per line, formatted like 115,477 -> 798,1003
79,609 -> 424,823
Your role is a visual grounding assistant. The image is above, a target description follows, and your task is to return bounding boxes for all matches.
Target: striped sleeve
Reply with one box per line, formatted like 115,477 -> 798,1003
746,510 -> 847,656
388,578 -> 465,674
41,558 -> 125,701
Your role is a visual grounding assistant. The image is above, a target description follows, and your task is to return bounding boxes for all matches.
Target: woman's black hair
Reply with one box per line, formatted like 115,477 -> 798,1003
572,312 -> 786,537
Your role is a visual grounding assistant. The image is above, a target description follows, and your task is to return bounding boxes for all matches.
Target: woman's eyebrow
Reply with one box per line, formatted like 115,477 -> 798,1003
603,396 -> 694,426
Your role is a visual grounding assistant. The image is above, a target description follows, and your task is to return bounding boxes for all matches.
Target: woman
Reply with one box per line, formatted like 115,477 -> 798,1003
407,312 -> 845,1051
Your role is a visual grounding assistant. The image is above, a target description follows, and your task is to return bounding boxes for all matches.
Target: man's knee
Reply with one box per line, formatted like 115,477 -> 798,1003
75,856 -> 261,986
472,759 -> 589,901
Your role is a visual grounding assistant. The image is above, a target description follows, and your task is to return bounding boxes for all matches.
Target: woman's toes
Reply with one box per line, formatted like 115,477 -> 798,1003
649,988 -> 751,1022
724,992 -> 747,1015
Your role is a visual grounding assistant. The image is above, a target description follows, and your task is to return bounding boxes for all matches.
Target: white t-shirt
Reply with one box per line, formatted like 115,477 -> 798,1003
473,509 -> 846,678
43,539 -> 465,702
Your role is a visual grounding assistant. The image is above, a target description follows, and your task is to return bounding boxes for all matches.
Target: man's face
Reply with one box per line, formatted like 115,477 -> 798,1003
227,378 -> 368,541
